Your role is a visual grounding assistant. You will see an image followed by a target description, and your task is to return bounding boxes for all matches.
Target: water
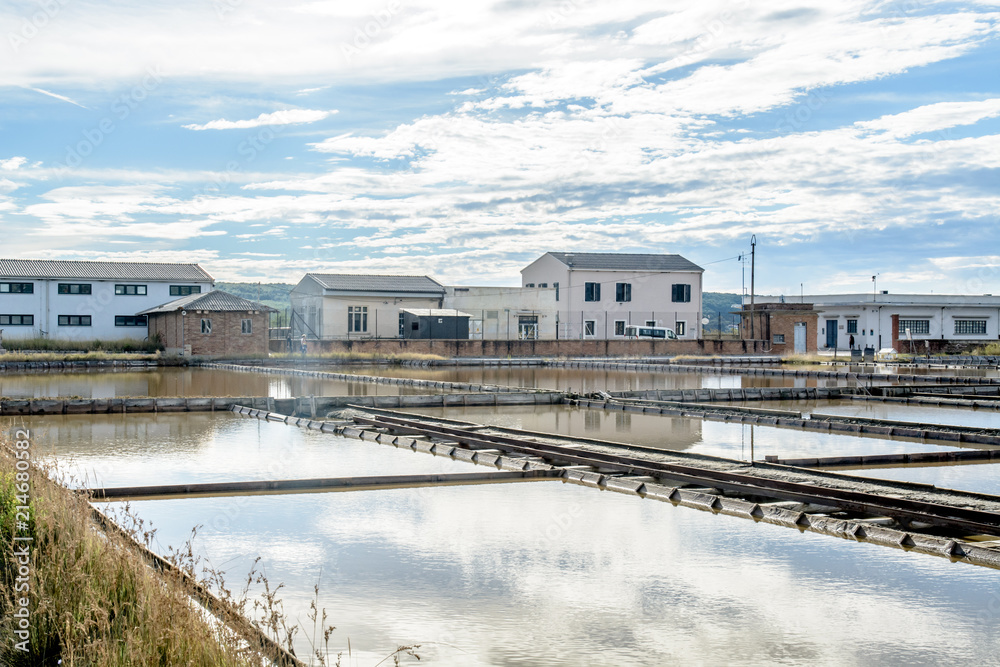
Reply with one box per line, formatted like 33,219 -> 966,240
0,367 -> 447,399
103,480 -> 1000,666
730,398 -> 1000,430
405,405 -> 976,460
7,366 -> 1000,665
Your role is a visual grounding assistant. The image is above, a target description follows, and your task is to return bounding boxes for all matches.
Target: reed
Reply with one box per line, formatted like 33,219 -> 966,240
0,436 -> 419,666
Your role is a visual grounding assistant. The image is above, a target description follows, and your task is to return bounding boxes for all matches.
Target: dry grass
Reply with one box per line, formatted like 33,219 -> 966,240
0,438 -> 260,665
269,351 -> 447,362
0,351 -> 166,363
0,434 -> 420,666
971,343 -> 1000,356
2,337 -> 162,354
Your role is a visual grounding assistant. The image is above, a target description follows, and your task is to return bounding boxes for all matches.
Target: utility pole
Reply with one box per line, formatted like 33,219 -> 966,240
872,274 -> 878,302
749,235 -> 756,340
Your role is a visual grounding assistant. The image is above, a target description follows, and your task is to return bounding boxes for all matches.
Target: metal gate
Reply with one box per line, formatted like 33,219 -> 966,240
825,319 -> 838,348
794,322 -> 807,354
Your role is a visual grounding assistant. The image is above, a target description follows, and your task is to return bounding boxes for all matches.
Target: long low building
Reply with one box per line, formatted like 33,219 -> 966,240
749,292 -> 1000,353
0,259 -> 214,341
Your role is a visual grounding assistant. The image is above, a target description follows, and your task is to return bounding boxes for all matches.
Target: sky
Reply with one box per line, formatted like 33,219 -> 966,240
1,0 -> 998,295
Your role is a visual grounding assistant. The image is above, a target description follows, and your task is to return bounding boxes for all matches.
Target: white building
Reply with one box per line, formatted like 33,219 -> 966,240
443,286 -> 558,340
755,292 -> 1000,353
520,252 -> 705,339
0,259 -> 214,341
290,274 -> 446,339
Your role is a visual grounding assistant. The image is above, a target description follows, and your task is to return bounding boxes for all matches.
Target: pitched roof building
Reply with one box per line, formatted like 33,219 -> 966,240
0,259 -> 214,340
140,289 -> 272,356
290,273 -> 446,339
520,252 -> 705,339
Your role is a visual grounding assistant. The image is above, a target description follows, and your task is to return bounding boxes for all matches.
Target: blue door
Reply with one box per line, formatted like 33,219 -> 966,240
826,319 -> 838,348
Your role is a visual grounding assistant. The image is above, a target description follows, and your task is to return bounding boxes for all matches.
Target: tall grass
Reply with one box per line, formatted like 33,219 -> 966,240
971,342 -> 1000,356
0,437 -> 420,666
269,351 -> 447,362
2,336 -> 162,354
0,439 -> 259,666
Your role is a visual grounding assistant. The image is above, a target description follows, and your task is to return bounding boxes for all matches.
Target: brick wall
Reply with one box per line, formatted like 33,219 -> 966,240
275,337 -> 771,357
151,311 -> 269,355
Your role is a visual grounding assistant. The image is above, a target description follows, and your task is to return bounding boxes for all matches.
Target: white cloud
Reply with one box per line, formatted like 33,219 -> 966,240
183,109 -> 337,131
855,99 -> 1000,139
0,157 -> 28,170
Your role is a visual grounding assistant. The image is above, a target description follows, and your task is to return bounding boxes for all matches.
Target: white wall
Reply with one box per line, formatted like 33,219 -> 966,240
521,257 -> 703,339
444,286 -> 558,339
0,278 -> 213,341
756,294 -> 1000,351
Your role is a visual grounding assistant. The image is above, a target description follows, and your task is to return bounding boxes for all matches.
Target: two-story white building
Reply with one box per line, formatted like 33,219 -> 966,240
520,252 -> 705,339
443,285 -> 558,340
0,259 -> 214,342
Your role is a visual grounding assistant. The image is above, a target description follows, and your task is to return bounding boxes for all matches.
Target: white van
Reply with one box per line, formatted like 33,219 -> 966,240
624,325 -> 677,339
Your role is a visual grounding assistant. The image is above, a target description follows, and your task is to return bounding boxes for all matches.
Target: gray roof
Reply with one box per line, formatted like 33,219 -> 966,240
139,290 -> 273,315
0,259 -> 213,281
400,308 -> 472,318
545,252 -> 703,272
307,273 -> 445,294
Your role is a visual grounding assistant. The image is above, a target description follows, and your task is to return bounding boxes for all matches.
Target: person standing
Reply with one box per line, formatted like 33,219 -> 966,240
300,334 -> 307,356
849,334 -> 855,349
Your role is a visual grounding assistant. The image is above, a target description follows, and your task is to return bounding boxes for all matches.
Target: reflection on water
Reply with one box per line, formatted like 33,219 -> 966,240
338,365 -> 864,391
7,413 -> 468,488
732,398 -> 1000,430
409,405 -> 969,461
106,481 -> 1000,666
0,367 -> 445,399
848,463 -> 1000,496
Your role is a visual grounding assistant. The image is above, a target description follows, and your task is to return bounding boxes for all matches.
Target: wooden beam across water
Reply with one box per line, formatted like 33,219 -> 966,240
88,470 -> 561,501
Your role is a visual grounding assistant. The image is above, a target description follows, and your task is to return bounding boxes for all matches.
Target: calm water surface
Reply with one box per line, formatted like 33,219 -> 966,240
101,480 -> 1000,666
0,367 -> 446,399
6,368 -> 1000,665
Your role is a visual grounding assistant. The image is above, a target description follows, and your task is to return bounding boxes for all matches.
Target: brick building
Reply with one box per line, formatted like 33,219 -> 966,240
141,290 -> 272,356
740,302 -> 818,354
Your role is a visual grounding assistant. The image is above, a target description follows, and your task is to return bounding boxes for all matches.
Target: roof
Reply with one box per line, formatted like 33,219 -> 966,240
0,259 -> 213,281
400,308 -> 472,318
306,274 -> 445,294
139,290 -> 273,315
544,252 -> 703,272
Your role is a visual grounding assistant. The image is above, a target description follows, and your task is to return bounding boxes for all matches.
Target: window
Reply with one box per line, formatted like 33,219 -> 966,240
554,282 -> 559,302
201,318 -> 212,334
58,283 -> 92,295
115,315 -> 147,327
584,282 -> 601,302
645,320 -> 657,327
241,318 -> 252,334
399,313 -> 405,336
615,283 -> 631,302
671,284 -> 691,302
115,284 -> 147,296
675,321 -> 686,336
898,319 -> 929,335
847,319 -> 858,334
0,283 -> 33,294
58,315 -> 91,326
614,320 -> 626,336
539,283 -> 548,288
0,314 -> 33,325
584,320 -> 596,337
955,319 -> 987,335
525,283 -> 535,288
486,310 -> 498,319
773,334 -> 786,344
170,285 -> 202,296
348,306 -> 368,333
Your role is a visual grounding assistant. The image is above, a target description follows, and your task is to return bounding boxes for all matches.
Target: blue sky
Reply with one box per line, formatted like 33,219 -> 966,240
1,0 -> 999,294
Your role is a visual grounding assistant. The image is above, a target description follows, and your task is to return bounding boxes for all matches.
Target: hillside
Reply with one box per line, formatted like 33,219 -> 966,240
215,282 -> 293,316
702,292 -> 743,332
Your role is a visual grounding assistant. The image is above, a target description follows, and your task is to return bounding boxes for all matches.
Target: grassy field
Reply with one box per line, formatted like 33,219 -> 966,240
1,337 -> 162,354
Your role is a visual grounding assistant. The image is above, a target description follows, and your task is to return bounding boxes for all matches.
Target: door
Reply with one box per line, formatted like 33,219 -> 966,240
794,322 -> 806,354
825,319 -> 838,348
